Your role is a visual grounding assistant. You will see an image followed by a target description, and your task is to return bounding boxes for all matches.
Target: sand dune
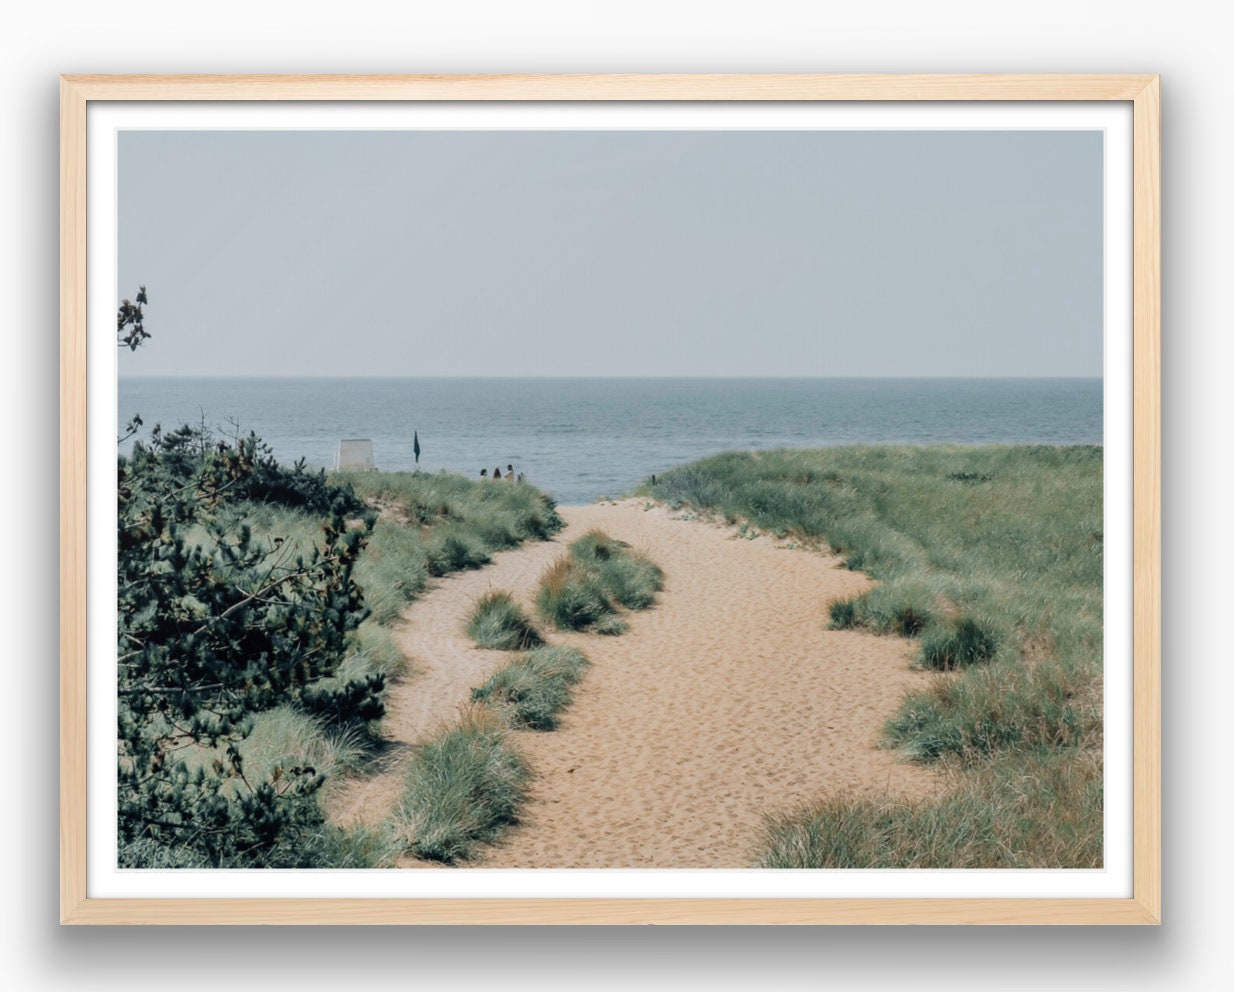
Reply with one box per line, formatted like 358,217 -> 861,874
326,499 -> 939,868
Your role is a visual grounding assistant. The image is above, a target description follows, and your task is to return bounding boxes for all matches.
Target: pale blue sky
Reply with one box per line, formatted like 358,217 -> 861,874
118,129 -> 1103,377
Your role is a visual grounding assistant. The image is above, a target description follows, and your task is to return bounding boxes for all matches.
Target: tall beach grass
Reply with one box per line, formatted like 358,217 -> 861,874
758,749 -> 1102,869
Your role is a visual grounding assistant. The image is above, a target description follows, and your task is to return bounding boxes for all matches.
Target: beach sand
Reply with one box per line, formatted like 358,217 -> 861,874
325,498 -> 940,868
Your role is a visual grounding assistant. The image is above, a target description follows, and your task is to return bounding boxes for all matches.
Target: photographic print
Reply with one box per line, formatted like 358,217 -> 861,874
63,76 -> 1160,924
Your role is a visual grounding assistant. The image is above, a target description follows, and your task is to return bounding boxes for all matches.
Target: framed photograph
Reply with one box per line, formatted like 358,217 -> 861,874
61,74 -> 1160,924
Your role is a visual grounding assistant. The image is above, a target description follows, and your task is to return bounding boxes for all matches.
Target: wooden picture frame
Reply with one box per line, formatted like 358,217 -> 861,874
60,73 -> 1160,925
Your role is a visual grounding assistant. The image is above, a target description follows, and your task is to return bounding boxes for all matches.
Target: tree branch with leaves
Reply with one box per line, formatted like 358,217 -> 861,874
116,289 -> 385,867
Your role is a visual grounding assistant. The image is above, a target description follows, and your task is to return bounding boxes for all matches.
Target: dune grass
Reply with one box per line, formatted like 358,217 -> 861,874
467,591 -> 544,651
393,707 -> 530,864
336,469 -> 563,543
642,445 -> 1103,868
758,749 -> 1103,869
537,530 -> 663,633
336,471 -> 563,625
472,645 -> 591,731
826,575 -> 945,638
336,618 -> 408,683
228,705 -> 369,784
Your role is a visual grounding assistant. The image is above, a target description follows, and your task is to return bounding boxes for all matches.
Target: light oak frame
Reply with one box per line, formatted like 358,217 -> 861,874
60,73 -> 1161,925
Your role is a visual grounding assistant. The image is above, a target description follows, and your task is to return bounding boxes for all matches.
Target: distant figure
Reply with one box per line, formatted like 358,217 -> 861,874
505,464 -> 515,482
651,474 -> 656,485
493,466 -> 503,481
517,472 -> 525,484
480,468 -> 488,480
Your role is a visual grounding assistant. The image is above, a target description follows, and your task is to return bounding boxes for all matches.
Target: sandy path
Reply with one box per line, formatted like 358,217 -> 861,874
326,499 -> 939,867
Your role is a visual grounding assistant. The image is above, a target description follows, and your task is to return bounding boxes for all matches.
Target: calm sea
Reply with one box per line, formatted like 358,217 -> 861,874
118,378 -> 1102,506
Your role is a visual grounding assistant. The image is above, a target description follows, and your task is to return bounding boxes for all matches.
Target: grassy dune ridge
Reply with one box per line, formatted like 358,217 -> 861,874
336,470 -> 564,624
642,445 -> 1103,868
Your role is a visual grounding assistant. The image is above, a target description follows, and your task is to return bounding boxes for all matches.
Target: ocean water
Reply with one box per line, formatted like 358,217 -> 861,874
118,377 -> 1102,506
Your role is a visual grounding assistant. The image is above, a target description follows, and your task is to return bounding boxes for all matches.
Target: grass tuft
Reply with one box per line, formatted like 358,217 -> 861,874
591,615 -> 630,636
204,705 -> 368,792
394,707 -> 529,864
472,646 -> 591,730
538,556 -> 612,630
537,530 -> 663,632
467,591 -> 543,650
828,577 -> 944,637
918,616 -> 1002,670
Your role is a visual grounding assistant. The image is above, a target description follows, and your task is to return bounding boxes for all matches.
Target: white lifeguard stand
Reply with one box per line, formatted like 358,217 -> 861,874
336,438 -> 376,471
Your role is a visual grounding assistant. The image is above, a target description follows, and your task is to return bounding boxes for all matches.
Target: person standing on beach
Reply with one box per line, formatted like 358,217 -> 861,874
505,464 -> 515,482
493,465 -> 503,481
480,469 -> 488,480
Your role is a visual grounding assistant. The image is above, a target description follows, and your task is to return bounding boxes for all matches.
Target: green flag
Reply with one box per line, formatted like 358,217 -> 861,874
413,430 -> 421,467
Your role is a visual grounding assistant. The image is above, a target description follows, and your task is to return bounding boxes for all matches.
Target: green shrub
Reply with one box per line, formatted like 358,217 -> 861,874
119,821 -> 401,870
428,528 -> 491,575
467,591 -> 543,650
597,552 -> 663,610
117,422 -> 373,869
843,579 -> 944,636
570,530 -> 624,563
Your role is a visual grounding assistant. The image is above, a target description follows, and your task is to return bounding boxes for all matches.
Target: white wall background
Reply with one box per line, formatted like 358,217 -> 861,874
2,1 -> 1224,988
